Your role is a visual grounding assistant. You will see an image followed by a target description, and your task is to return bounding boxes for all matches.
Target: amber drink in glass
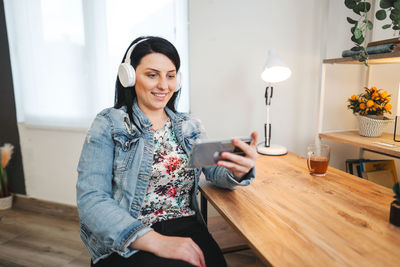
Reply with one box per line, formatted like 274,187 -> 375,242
307,144 -> 330,176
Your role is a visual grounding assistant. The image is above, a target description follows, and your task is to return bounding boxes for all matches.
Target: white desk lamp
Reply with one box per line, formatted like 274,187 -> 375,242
257,49 -> 292,156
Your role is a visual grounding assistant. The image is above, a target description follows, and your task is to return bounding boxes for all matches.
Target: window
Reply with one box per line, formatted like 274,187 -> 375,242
4,0 -> 189,127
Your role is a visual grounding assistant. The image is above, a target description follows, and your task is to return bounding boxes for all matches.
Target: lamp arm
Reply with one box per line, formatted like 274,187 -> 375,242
264,86 -> 273,147
265,86 -> 273,105
264,122 -> 271,147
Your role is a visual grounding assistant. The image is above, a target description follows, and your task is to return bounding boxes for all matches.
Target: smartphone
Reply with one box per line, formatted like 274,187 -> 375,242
188,137 -> 252,169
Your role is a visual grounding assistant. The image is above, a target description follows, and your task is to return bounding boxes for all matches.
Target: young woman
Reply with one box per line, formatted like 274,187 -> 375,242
76,36 -> 258,267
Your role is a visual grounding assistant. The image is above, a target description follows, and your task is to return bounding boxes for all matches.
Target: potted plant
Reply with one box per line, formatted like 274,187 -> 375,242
375,0 -> 400,34
347,86 -> 393,137
390,182 -> 400,226
345,0 -> 373,65
0,143 -> 14,210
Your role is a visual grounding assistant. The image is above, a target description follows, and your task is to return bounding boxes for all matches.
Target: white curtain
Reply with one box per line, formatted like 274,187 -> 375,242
4,0 -> 189,128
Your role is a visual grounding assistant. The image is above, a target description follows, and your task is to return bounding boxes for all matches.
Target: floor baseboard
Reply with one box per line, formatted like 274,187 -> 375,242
12,194 -> 79,221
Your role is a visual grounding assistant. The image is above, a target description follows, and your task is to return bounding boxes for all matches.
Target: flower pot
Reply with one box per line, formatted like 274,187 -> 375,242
356,115 -> 393,137
390,200 -> 400,227
0,195 -> 13,210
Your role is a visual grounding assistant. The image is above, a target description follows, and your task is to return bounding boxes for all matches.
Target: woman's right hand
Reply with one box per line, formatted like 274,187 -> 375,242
130,231 -> 206,267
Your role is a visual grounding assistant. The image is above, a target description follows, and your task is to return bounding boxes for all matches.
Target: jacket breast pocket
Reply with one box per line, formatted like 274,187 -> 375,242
184,130 -> 202,152
112,133 -> 138,172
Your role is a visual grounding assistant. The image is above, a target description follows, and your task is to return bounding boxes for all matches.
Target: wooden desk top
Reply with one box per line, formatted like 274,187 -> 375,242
199,153 -> 400,267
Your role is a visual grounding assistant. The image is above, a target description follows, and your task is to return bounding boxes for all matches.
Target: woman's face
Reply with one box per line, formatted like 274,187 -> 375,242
134,52 -> 177,115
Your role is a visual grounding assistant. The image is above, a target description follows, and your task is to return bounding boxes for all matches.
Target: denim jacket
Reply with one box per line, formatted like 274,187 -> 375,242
76,101 -> 256,263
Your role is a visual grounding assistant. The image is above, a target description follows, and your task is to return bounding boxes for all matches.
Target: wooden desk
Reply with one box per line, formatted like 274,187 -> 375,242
199,153 -> 400,266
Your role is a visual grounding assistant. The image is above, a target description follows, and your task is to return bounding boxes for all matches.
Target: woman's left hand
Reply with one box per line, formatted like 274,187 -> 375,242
217,131 -> 258,181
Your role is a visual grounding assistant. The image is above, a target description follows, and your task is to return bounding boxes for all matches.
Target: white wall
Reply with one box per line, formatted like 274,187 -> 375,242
18,124 -> 86,205
189,0 -> 323,156
189,0 -> 364,156
17,0 -> 399,205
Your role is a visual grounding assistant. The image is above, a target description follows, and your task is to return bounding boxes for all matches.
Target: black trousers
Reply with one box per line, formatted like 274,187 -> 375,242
91,216 -> 227,267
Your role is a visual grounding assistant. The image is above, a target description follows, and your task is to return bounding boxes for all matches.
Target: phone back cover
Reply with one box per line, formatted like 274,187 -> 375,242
188,142 -> 235,168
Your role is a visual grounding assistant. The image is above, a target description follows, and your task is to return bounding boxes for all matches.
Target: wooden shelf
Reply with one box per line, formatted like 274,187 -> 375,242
319,130 -> 400,158
323,50 -> 400,65
320,50 -> 400,159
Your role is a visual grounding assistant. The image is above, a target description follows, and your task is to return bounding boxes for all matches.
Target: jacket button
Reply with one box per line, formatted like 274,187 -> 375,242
125,141 -> 129,148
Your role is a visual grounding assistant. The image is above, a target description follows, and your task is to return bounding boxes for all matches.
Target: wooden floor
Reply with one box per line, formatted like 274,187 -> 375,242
0,208 -> 88,266
0,208 -> 264,267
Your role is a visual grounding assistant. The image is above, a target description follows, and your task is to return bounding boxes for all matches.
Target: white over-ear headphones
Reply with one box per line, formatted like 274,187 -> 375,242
118,38 -> 182,92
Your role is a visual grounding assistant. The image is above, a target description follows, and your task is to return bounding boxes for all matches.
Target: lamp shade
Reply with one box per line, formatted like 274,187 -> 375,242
261,49 -> 291,83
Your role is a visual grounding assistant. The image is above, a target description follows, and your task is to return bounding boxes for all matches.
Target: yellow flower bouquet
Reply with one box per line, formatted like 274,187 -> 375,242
347,86 -> 392,116
347,86 -> 393,137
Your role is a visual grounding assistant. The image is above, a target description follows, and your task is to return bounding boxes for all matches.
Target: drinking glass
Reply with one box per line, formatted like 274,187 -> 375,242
307,144 -> 330,176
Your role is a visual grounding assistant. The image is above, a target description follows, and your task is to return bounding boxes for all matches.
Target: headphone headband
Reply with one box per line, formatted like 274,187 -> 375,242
124,38 -> 149,65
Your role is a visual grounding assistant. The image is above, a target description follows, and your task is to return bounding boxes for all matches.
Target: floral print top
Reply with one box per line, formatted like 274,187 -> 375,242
138,118 -> 196,226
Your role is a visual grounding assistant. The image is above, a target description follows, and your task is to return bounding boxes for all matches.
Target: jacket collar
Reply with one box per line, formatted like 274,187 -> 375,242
131,99 -> 181,131
132,100 -> 152,129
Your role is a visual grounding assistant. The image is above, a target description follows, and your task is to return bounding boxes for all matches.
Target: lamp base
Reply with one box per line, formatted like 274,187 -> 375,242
257,144 -> 288,156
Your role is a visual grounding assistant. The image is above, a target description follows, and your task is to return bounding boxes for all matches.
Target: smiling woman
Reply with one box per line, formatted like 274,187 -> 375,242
76,36 -> 258,267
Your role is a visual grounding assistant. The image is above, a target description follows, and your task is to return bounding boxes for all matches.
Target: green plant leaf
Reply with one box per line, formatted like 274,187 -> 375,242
351,35 -> 358,42
351,46 -> 362,51
390,12 -> 400,21
380,0 -> 394,9
353,4 -> 361,15
363,2 -> 371,12
394,0 -> 400,9
0,167 -> 4,198
351,26 -> 356,34
354,28 -> 362,39
382,23 -> 392,29
376,9 -> 387,20
347,17 -> 358,24
392,8 -> 400,16
367,21 -> 373,30
354,2 -> 371,13
345,0 -> 357,9
356,35 -> 365,44
393,25 -> 400,29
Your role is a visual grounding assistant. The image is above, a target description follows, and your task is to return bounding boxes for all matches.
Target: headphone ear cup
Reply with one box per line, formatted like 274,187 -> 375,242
175,71 -> 182,92
118,63 -> 136,87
